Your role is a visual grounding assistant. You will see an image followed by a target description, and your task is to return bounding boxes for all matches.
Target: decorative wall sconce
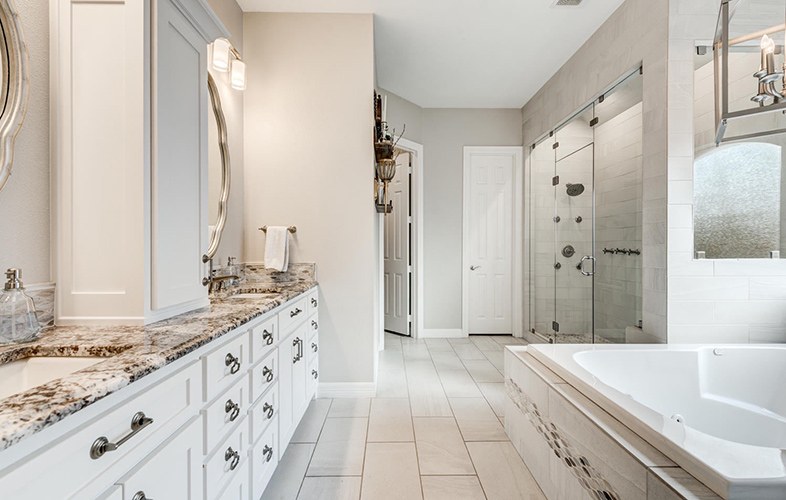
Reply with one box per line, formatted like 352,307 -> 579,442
373,92 -> 405,214
210,38 -> 245,91
713,1 -> 786,143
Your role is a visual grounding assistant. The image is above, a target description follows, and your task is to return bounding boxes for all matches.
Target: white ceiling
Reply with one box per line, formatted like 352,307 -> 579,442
237,0 -> 626,108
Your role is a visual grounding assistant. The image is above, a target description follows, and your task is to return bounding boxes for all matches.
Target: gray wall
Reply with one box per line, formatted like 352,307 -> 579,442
520,0 -> 668,342
379,89 -> 522,331
0,0 -> 51,285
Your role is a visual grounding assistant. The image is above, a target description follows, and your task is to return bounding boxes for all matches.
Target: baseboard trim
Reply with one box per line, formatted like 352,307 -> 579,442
318,382 -> 377,398
419,328 -> 465,339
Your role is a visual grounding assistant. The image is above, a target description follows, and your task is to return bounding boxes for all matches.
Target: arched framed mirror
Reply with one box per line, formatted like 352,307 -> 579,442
0,0 -> 30,193
203,72 -> 231,264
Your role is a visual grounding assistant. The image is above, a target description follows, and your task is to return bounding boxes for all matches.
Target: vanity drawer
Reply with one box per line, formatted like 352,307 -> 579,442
0,361 -> 201,499
202,376 -> 249,455
202,333 -> 249,402
249,417 -> 278,500
218,463 -> 247,500
279,297 -> 308,334
306,333 -> 319,368
115,416 -> 202,500
249,384 -> 278,445
307,289 -> 319,316
250,316 -> 277,364
204,419 -> 246,500
250,349 -> 277,404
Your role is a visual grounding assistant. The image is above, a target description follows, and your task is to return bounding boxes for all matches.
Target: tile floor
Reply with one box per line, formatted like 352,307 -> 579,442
261,334 -> 546,500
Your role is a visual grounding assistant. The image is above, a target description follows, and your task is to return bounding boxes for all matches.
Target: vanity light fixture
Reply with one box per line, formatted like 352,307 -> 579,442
210,38 -> 246,91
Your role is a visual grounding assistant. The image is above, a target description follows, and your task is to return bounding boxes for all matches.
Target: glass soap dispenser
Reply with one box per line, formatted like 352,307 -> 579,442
0,268 -> 41,344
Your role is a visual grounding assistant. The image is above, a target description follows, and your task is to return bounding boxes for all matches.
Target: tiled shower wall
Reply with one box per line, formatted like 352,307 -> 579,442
594,102 -> 644,342
668,0 -> 786,343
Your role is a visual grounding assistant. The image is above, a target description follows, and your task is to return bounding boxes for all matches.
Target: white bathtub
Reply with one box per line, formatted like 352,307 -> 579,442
524,344 -> 786,499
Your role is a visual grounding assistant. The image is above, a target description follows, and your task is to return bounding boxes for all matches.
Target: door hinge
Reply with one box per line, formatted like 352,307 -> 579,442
552,321 -> 560,332
407,265 -> 412,273
598,94 -> 605,104
552,141 -> 559,150
552,175 -> 559,186
589,117 -> 599,127
408,166 -> 413,174
407,216 -> 412,224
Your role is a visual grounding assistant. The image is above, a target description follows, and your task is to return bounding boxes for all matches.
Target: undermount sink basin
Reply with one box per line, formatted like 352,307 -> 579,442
230,293 -> 278,299
0,356 -> 105,400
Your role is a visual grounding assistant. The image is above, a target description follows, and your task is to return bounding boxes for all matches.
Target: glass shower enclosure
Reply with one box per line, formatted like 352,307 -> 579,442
528,70 -> 643,344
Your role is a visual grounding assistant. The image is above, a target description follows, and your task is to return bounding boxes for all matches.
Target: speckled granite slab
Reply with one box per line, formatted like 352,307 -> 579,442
0,275 -> 316,452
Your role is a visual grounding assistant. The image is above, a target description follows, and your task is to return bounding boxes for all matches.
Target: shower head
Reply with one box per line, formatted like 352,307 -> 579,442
566,183 -> 585,196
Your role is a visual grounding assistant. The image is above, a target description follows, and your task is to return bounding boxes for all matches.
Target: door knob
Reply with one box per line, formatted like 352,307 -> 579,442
470,265 -> 481,271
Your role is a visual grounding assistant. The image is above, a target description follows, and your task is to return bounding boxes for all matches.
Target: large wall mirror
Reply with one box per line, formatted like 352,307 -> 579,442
0,0 -> 30,193
204,73 -> 230,263
694,48 -> 786,259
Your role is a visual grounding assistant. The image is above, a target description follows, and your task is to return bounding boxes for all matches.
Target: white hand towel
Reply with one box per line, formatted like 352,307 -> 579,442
264,226 -> 289,272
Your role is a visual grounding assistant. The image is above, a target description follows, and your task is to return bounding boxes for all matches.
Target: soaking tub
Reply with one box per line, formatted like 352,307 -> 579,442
523,344 -> 786,499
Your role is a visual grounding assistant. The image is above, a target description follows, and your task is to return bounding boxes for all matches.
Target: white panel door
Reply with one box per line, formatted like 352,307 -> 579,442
384,152 -> 411,336
152,0 -> 208,311
465,150 -> 514,334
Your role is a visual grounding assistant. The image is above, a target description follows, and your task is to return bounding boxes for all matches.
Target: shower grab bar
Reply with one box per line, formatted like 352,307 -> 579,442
602,247 -> 640,255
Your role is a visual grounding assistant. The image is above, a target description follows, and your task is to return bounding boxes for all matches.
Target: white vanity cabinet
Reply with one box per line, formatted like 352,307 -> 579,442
0,287 -> 320,500
52,0 -> 227,325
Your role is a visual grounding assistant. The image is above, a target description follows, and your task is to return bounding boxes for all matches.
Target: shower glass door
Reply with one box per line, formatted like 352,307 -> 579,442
529,134 -> 556,336
553,106 -> 595,343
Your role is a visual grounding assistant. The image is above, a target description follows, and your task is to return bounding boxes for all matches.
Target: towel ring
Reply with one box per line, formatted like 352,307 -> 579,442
259,226 -> 297,234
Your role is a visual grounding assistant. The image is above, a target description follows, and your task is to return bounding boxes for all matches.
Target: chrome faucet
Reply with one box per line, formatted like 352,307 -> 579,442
202,258 -> 239,293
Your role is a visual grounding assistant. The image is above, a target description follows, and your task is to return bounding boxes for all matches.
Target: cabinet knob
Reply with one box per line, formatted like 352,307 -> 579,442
225,399 -> 240,422
311,297 -> 317,307
225,446 -> 240,470
311,320 -> 318,330
132,492 -> 152,500
263,329 -> 274,345
225,353 -> 241,374
262,366 -> 274,382
263,402 -> 274,419
311,342 -> 318,353
263,444 -> 274,462
290,307 -> 302,318
312,369 -> 318,379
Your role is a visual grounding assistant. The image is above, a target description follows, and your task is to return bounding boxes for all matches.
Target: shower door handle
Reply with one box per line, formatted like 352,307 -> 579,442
579,255 -> 595,276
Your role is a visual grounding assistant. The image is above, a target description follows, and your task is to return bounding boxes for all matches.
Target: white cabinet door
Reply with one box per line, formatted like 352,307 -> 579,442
117,417 -> 203,500
151,0 -> 209,312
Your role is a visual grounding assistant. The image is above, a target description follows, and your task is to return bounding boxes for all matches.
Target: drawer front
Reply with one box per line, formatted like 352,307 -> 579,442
118,417 -> 202,500
203,333 -> 249,402
306,288 -> 319,316
250,316 -> 277,364
250,417 -> 278,500
249,384 -> 278,445
250,350 -> 277,404
204,419 -> 246,500
0,361 -> 202,499
203,376 -> 250,455
218,463 -> 247,500
279,297 -> 308,334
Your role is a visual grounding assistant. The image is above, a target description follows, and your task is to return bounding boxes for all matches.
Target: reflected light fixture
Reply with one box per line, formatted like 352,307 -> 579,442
210,38 -> 246,91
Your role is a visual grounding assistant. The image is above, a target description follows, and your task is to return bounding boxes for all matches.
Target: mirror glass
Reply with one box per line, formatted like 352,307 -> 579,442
694,50 -> 786,259
204,73 -> 230,262
0,2 -> 29,193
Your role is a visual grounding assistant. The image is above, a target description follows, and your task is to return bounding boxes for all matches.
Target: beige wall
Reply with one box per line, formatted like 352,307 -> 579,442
0,0 -> 51,284
521,0 -> 669,342
243,13 -> 378,384
207,0 -> 245,265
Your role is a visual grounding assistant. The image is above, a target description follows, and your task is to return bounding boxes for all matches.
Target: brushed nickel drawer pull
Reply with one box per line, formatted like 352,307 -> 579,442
132,492 -> 151,500
90,412 -> 154,460
225,353 -> 241,374
290,307 -> 302,318
263,329 -> 274,345
311,297 -> 317,307
225,446 -> 240,470
263,402 -> 274,419
292,338 -> 301,363
311,342 -> 318,353
263,444 -> 274,462
263,365 -> 274,382
225,399 -> 241,422
312,369 -> 318,379
311,320 -> 318,330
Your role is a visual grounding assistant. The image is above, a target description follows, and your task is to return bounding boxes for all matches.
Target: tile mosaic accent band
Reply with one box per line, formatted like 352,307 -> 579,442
506,379 -> 621,500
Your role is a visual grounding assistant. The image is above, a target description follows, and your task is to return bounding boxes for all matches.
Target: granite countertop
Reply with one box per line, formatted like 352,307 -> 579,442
0,265 -> 316,452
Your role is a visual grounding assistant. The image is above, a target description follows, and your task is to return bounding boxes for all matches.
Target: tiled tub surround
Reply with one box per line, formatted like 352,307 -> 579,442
0,274 -> 316,452
506,345 -> 785,499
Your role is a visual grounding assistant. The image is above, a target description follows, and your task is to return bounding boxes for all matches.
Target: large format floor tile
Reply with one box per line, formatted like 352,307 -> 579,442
467,441 -> 546,500
413,417 -> 475,475
462,359 -> 503,383
438,369 -> 483,398
262,443 -> 315,500
328,398 -> 371,418
421,476 -> 486,500
307,417 -> 368,476
360,442 -> 422,499
367,398 -> 414,442
449,398 -> 507,441
291,398 -> 332,443
298,477 -> 362,500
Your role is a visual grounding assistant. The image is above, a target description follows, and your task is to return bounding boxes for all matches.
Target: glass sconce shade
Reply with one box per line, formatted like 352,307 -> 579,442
212,38 -> 231,72
231,59 -> 246,90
